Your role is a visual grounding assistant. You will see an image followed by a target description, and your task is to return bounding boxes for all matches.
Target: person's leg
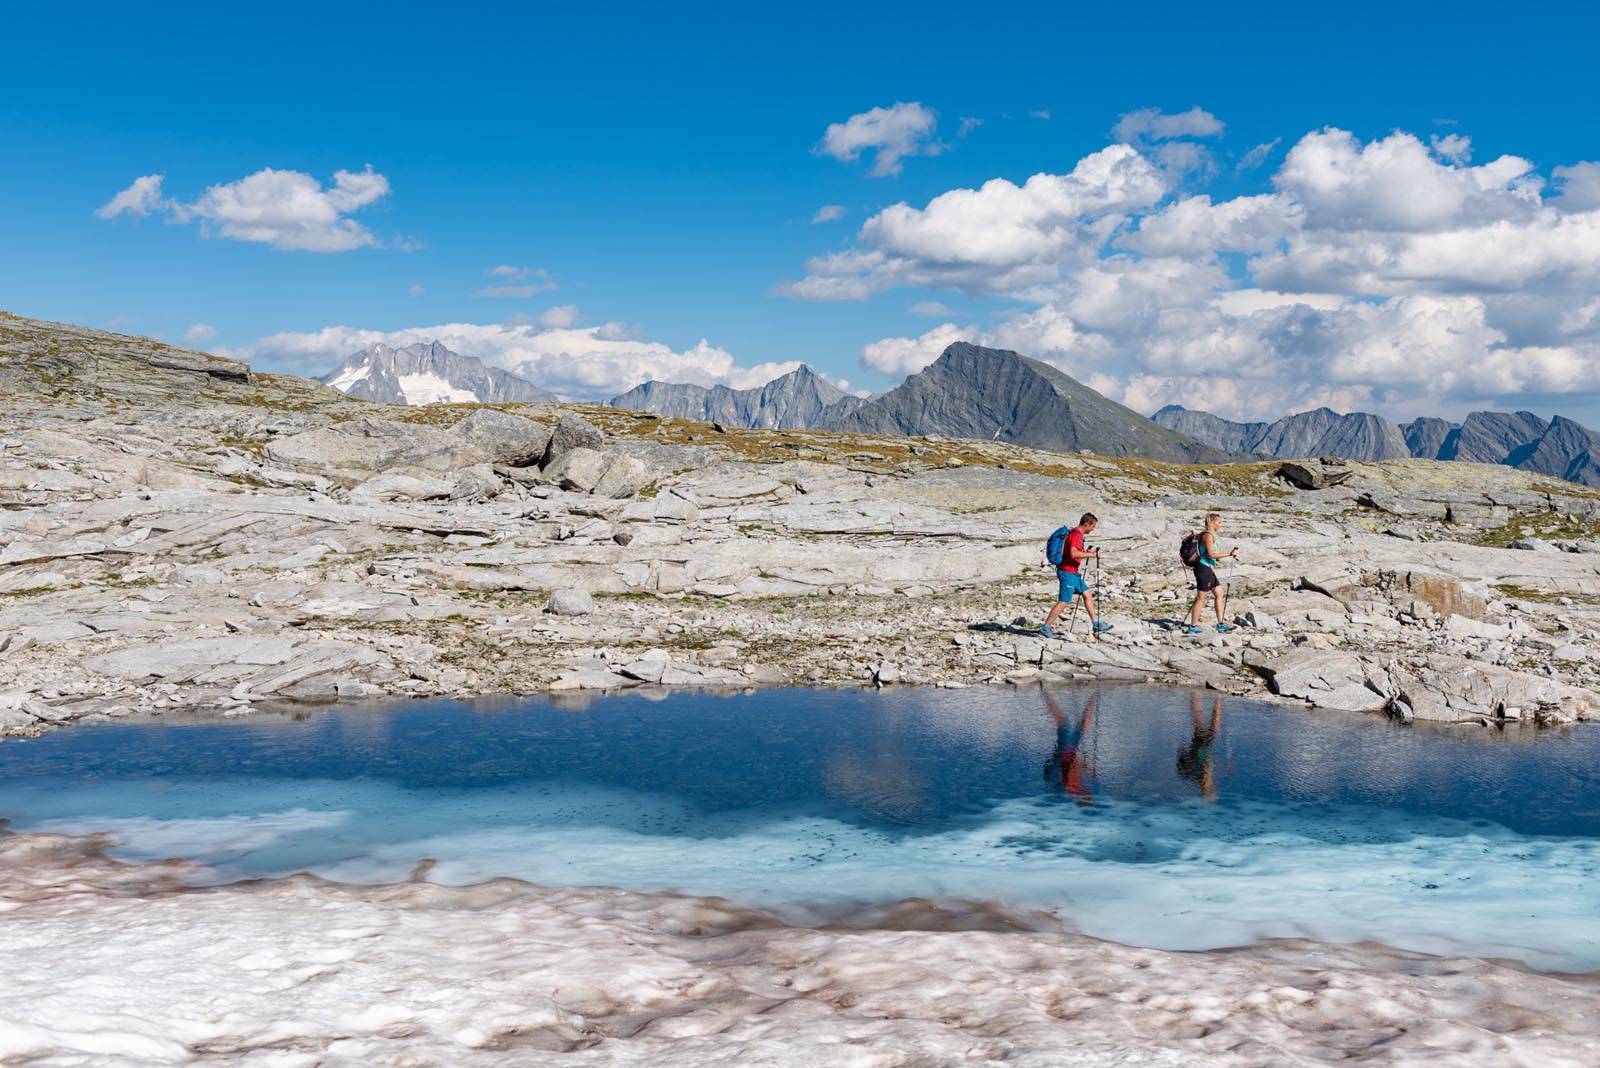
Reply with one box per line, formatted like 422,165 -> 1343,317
1044,599 -> 1067,627
1081,588 -> 1098,623
1213,583 -> 1227,623
1186,589 -> 1206,626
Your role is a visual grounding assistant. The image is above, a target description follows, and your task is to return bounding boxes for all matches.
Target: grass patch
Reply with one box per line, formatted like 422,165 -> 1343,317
1471,513 -> 1600,548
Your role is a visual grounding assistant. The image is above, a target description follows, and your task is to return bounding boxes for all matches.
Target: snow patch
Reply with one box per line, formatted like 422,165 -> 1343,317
397,372 -> 481,405
1,828 -> 1597,1067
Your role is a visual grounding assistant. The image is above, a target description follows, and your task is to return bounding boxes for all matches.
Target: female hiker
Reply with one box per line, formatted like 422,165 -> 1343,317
1183,512 -> 1237,635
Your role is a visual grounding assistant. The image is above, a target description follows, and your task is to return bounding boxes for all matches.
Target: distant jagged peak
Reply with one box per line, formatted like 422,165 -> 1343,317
320,339 -> 555,406
606,363 -> 860,430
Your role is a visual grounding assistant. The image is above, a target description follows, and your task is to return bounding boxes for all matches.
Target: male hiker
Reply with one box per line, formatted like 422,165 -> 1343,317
1182,511 -> 1238,634
1042,513 -> 1112,639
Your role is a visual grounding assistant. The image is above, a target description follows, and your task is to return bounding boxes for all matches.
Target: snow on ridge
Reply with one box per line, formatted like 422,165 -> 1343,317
397,372 -> 481,405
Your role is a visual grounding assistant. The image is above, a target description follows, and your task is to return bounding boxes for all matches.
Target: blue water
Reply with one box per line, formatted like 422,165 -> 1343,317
2,685 -> 1598,970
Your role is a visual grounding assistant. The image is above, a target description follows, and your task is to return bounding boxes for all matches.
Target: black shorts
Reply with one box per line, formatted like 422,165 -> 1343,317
1193,564 -> 1220,592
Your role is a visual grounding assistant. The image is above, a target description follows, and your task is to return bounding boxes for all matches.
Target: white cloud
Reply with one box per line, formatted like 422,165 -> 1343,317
908,301 -> 955,317
408,284 -> 425,297
812,204 -> 846,224
1030,109 -> 1052,121
860,323 -> 978,376
231,320 -> 799,400
1430,133 -> 1472,165
474,266 -> 556,297
96,175 -> 168,219
98,166 -> 393,251
800,121 -> 1600,420
1237,139 -> 1281,172
1112,106 -> 1224,144
537,305 -> 580,328
957,117 -> 983,138
816,102 -> 941,177
181,323 -> 216,343
782,145 -> 1168,300
1554,162 -> 1600,211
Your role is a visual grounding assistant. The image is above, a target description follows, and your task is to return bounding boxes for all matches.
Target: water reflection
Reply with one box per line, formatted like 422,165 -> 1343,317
1043,689 -> 1098,806
1176,692 -> 1225,802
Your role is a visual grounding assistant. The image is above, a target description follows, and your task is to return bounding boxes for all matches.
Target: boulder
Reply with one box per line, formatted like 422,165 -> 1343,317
1277,461 -> 1353,490
268,421 -> 488,474
543,448 -> 609,493
352,471 -> 454,501
1242,609 -> 1279,630
1390,655 -> 1599,724
1366,570 -> 1486,621
1508,537 -> 1559,552
547,589 -> 595,616
592,454 -> 651,499
449,464 -> 503,500
542,414 -> 604,467
1258,649 -> 1386,712
451,409 -> 553,467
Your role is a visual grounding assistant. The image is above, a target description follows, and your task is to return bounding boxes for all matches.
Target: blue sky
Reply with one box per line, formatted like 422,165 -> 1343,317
4,2 -> 1599,421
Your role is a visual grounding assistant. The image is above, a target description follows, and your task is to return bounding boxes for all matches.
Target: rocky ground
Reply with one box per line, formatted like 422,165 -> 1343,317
4,311 -> 1600,737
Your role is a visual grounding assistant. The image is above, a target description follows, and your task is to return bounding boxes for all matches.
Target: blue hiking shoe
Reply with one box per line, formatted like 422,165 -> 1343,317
1215,623 -> 1237,634
1092,621 -> 1114,634
1039,625 -> 1059,640
1182,624 -> 1202,635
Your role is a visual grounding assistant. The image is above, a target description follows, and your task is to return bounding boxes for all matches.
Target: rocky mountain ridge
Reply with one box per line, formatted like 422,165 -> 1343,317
832,343 -> 1228,463
322,340 -> 556,405
608,365 -> 863,429
1156,404 -> 1600,487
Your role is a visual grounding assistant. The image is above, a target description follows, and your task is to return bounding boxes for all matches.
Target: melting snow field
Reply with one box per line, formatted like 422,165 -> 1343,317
3,685 -> 1599,1064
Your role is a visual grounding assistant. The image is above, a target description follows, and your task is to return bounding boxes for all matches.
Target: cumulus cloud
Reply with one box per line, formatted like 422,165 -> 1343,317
96,175 -> 168,219
781,144 -> 1168,301
537,305 -> 580,328
816,102 -> 941,177
1430,133 -> 1472,165
812,204 -> 846,224
802,122 -> 1600,420
231,320 -> 798,400
1112,106 -> 1224,144
860,322 -> 978,376
181,324 -> 216,343
97,166 -> 393,251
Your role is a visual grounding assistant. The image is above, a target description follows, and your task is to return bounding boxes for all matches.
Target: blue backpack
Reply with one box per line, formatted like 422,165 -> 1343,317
1046,526 -> 1071,566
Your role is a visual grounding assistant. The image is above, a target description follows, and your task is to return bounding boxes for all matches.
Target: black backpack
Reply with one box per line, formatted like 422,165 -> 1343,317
1179,531 -> 1204,566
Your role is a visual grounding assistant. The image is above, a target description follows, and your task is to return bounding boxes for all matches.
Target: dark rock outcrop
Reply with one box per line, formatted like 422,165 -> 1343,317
829,343 -> 1225,462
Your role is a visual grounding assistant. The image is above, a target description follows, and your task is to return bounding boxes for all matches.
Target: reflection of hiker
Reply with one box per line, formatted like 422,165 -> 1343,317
1042,513 -> 1112,639
1181,512 -> 1238,635
1176,691 -> 1223,801
1043,689 -> 1097,805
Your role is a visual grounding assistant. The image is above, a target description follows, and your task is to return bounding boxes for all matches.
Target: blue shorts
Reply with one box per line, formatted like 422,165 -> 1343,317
1057,570 -> 1088,601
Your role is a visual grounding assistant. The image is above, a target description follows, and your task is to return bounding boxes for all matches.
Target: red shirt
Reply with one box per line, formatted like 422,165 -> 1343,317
1060,528 -> 1086,574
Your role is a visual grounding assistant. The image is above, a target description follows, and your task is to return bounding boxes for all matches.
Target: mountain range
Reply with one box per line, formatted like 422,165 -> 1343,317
611,343 -> 1225,464
321,341 -> 556,405
1154,405 -> 1600,487
608,365 -> 863,428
